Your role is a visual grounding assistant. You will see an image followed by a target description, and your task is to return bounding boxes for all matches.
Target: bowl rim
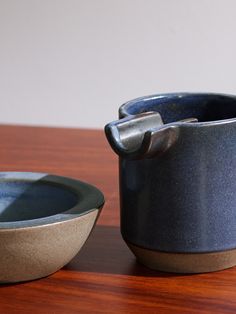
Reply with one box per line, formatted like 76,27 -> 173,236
0,172 -> 104,229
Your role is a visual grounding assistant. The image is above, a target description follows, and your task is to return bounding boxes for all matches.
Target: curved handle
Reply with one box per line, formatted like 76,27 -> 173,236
104,112 -> 180,160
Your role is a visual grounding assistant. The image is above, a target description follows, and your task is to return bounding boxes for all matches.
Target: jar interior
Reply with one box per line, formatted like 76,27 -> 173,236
125,94 -> 236,124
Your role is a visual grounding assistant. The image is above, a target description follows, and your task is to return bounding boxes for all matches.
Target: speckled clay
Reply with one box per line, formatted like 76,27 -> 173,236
0,172 -> 104,283
105,93 -> 236,273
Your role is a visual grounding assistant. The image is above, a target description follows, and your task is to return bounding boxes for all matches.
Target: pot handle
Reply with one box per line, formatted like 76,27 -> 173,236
104,112 -> 180,160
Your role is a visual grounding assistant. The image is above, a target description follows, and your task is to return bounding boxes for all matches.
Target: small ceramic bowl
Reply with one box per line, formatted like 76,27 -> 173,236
0,172 -> 104,283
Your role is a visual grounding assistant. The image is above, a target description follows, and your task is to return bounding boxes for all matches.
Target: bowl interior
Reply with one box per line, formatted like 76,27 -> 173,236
0,180 -> 78,222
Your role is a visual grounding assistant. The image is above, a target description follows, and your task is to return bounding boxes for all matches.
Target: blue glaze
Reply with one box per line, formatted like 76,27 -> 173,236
119,93 -> 236,124
106,93 -> 236,253
0,181 -> 78,222
0,172 -> 104,229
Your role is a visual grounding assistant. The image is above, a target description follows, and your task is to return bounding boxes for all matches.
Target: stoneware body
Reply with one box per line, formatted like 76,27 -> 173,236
105,93 -> 236,273
0,172 -> 104,283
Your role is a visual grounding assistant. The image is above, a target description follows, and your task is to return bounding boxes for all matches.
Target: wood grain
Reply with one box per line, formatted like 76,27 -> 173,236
0,124 -> 236,313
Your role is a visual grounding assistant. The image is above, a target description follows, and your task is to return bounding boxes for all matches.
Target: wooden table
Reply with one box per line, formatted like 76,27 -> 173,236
0,125 -> 236,313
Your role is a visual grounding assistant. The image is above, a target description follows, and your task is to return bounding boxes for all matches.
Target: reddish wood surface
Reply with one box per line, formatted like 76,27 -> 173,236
0,125 -> 236,313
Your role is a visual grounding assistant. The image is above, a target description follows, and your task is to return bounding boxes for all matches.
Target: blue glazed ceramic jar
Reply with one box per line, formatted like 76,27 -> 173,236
105,93 -> 236,273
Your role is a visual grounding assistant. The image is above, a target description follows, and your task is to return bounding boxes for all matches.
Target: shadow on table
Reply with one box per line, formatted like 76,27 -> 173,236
64,225 -> 185,278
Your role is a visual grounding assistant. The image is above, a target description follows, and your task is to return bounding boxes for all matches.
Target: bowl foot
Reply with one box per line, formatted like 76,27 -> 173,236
127,241 -> 236,273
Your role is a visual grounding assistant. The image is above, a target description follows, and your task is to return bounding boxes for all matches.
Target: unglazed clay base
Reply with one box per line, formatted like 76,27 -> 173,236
0,209 -> 99,283
127,241 -> 236,273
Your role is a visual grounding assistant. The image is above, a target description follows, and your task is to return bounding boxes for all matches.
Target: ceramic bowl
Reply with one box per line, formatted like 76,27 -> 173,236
0,172 -> 104,283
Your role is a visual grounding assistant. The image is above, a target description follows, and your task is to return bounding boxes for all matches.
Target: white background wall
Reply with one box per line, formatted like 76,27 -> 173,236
0,0 -> 236,129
